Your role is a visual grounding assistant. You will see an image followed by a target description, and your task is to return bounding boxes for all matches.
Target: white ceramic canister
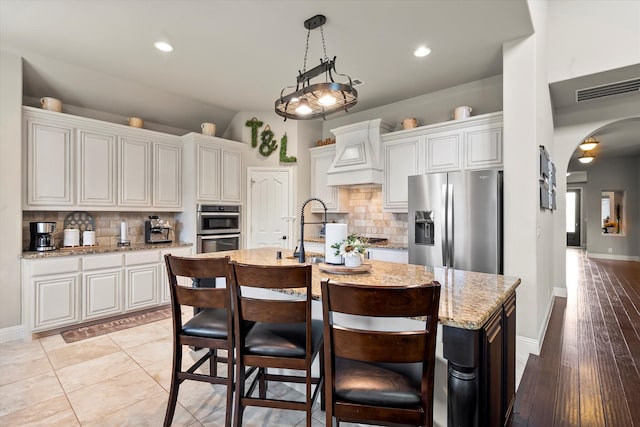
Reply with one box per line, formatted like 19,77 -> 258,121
453,106 -> 472,120
83,230 -> 96,246
40,97 -> 62,112
64,228 -> 80,247
201,122 -> 216,136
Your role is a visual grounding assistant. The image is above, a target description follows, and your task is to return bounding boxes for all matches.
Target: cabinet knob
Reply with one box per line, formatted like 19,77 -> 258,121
282,236 -> 287,240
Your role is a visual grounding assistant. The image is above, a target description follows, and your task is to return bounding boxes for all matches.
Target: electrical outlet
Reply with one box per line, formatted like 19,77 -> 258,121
608,248 -> 613,253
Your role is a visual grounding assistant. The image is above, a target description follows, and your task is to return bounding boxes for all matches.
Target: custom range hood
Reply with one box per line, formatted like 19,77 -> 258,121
326,119 -> 393,186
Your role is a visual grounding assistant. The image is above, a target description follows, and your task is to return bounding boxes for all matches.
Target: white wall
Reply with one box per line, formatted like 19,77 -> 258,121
583,157 -> 639,258
503,31 -> 542,346
547,0 -> 640,83
224,111 -> 322,246
0,50 -> 23,338
320,75 -> 503,138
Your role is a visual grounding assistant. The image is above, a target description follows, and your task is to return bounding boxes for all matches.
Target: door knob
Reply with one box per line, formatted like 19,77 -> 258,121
282,236 -> 287,240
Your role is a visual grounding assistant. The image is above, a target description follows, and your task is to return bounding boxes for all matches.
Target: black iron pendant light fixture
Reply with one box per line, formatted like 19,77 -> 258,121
275,14 -> 358,120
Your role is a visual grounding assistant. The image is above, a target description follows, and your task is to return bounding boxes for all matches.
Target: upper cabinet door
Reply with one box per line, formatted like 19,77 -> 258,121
26,120 -> 74,207
221,149 -> 242,202
310,145 -> 349,213
197,144 -> 221,201
119,137 -> 152,207
77,129 -> 117,206
153,141 -> 182,208
424,130 -> 462,173
463,123 -> 503,170
383,136 -> 420,212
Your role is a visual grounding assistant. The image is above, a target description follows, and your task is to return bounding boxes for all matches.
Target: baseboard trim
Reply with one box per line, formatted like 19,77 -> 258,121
588,253 -> 640,262
0,325 -> 25,343
554,286 -> 568,298
517,335 -> 540,358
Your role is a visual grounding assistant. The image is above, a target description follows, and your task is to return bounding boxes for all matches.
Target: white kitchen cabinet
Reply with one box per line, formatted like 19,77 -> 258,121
379,112 -> 502,213
159,246 -> 193,304
77,128 -> 117,206
82,253 -> 123,321
22,245 -> 193,337
381,136 -> 420,212
463,121 -> 503,170
424,130 -> 462,173
367,248 -> 408,263
23,107 -> 182,211
221,149 -> 242,202
24,117 -> 74,207
303,241 -> 325,255
309,145 -> 349,213
22,256 -> 81,332
125,266 -> 159,310
119,136 -> 152,207
197,144 -> 221,201
154,141 -> 182,208
124,250 -> 160,311
182,133 -> 244,204
33,274 -> 80,332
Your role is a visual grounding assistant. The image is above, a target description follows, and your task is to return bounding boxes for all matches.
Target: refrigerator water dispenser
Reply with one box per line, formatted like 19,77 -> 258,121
414,210 -> 434,245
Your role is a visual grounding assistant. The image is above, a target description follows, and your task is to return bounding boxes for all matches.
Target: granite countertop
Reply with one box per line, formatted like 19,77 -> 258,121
304,237 -> 408,251
22,242 -> 193,259
197,247 -> 521,330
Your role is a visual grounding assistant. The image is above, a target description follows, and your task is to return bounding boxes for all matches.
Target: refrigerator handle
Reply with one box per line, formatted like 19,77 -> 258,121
447,184 -> 454,268
441,184 -> 448,267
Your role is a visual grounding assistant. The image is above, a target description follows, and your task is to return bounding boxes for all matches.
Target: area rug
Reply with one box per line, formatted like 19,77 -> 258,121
61,307 -> 172,343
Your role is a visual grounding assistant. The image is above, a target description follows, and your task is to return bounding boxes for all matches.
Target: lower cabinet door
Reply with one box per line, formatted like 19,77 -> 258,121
83,269 -> 123,320
125,265 -> 159,311
33,274 -> 80,331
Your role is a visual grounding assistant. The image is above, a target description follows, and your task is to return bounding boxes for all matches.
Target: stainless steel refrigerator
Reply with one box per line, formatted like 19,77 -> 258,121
408,170 -> 503,274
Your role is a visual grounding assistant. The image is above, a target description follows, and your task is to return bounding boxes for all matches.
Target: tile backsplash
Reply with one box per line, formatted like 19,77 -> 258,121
325,185 -> 408,247
22,211 -> 180,250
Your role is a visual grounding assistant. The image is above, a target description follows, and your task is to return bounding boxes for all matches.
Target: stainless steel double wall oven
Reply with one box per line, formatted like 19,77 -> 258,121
196,204 -> 241,253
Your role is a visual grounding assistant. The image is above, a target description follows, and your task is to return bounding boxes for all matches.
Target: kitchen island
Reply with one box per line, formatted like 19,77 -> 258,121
197,247 -> 521,427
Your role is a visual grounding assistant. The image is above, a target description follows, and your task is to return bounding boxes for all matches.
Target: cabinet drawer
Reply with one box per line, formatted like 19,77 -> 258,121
31,257 -> 80,276
83,253 -> 123,270
161,247 -> 193,258
125,250 -> 160,266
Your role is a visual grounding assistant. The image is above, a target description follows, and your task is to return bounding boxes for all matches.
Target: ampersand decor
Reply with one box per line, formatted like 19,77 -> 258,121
279,133 -> 297,163
245,117 -> 263,148
259,125 -> 278,157
244,117 -> 297,162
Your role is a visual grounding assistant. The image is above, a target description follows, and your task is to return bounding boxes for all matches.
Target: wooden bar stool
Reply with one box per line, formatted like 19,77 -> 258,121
163,254 -> 235,427
321,279 -> 441,427
229,262 -> 324,427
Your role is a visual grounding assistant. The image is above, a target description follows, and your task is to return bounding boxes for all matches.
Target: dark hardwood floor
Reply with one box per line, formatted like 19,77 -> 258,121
510,249 -> 640,427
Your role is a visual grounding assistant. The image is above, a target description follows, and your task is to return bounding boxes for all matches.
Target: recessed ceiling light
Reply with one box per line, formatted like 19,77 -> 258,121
414,46 -> 431,58
154,41 -> 174,52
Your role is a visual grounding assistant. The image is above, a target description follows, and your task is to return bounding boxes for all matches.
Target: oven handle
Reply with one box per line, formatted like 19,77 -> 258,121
198,212 -> 240,217
198,234 -> 241,240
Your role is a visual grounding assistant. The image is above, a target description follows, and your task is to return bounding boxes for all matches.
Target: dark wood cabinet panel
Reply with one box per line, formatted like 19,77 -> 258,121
482,309 -> 504,427
503,292 -> 517,425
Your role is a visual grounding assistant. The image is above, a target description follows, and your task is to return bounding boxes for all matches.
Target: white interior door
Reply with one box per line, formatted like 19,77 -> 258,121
247,168 -> 294,249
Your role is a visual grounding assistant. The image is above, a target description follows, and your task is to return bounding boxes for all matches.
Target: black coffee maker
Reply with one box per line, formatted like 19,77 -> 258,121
29,222 -> 57,251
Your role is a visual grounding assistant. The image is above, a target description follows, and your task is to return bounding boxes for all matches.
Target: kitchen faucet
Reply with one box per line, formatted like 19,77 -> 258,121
297,197 -> 328,263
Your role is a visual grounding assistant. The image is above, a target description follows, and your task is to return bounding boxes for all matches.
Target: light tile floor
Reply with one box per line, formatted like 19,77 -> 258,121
0,309 -> 525,427
0,310 -> 367,427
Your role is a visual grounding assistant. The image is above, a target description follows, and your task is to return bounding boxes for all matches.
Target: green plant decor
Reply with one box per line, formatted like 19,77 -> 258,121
258,125 -> 278,157
331,234 -> 369,258
245,117 -> 263,148
279,133 -> 297,163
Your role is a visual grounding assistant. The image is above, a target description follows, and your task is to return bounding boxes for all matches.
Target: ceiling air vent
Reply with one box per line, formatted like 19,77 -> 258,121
576,78 -> 640,102
352,78 -> 364,87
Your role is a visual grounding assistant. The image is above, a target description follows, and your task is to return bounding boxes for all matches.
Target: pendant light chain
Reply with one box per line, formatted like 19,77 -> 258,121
301,28 -> 311,75
320,26 -> 329,62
